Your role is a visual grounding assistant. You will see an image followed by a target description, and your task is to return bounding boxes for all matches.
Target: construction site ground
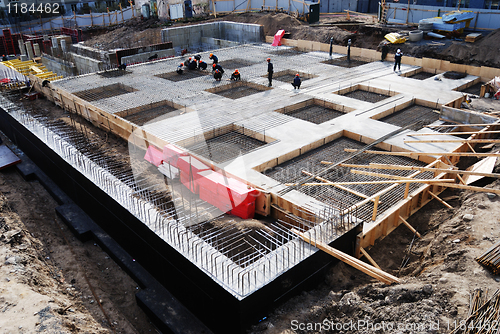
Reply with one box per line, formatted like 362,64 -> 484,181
1,13 -> 500,334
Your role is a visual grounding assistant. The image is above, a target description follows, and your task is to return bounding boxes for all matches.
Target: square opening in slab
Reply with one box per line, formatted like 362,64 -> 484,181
268,47 -> 305,56
336,84 -> 393,103
97,69 -> 132,78
155,70 -> 207,82
460,82 -> 484,95
322,56 -> 369,68
116,100 -> 184,126
406,71 -> 436,80
179,124 -> 276,164
73,83 -> 137,102
275,98 -> 354,124
372,102 -> 439,131
262,136 -> 431,222
217,58 -> 259,70
267,70 -> 317,83
205,81 -> 272,100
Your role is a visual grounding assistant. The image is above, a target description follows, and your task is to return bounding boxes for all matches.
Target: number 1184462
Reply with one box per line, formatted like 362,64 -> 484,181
7,2 -> 60,14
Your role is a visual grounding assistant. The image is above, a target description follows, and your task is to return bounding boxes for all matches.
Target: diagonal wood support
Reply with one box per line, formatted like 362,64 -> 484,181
291,229 -> 399,284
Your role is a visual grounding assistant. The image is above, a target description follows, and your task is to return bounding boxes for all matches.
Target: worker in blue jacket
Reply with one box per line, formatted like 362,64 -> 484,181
292,73 -> 301,89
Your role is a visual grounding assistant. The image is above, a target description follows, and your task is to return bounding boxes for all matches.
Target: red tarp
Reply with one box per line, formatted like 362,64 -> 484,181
144,145 -> 163,167
271,30 -> 286,46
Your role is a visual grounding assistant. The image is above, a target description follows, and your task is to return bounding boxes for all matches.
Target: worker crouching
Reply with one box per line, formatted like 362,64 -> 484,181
292,73 -> 301,89
230,69 -> 241,81
214,69 -> 222,81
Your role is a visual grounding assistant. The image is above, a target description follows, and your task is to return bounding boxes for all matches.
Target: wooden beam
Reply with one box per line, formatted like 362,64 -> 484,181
284,179 -> 454,186
398,216 -> 421,238
427,190 -> 453,209
372,196 -> 380,221
360,247 -> 380,269
408,130 -> 500,136
301,170 -> 374,201
404,139 -> 500,144
343,148 -> 500,157
338,163 -> 500,179
427,182 -> 500,194
291,229 -> 399,284
425,123 -> 500,128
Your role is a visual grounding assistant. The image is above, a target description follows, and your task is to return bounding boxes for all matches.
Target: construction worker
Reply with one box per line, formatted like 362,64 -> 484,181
394,49 -> 402,72
209,53 -> 218,65
1,55 -> 7,62
188,59 -> 197,70
194,54 -> 201,62
198,60 -> 207,70
176,63 -> 184,75
214,69 -> 222,81
292,73 -> 301,89
380,42 -> 389,61
230,69 -> 241,81
212,63 -> 224,74
266,58 -> 273,87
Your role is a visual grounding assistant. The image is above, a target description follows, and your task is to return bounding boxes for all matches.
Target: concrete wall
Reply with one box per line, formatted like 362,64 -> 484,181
162,21 -> 264,48
121,49 -> 176,64
386,3 -> 500,30
70,53 -> 104,74
42,55 -> 78,78
201,37 -> 240,48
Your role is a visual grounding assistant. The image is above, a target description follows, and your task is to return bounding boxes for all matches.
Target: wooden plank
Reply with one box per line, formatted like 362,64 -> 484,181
301,170 -> 375,201
285,179 -> 454,186
408,130 -> 500,136
463,156 -> 497,185
425,123 -> 500,128
291,229 -> 399,284
404,139 -> 500,144
343,148 -> 500,157
428,182 -> 500,194
339,162 -> 500,179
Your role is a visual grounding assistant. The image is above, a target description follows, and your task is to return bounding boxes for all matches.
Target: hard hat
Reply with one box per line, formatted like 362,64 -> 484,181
189,57 -> 192,60
180,63 -> 183,66
213,64 -> 216,68
397,49 -> 401,53
267,58 -> 270,61
295,73 -> 299,76
215,69 -> 219,73
235,69 -> 239,73
210,53 -> 213,57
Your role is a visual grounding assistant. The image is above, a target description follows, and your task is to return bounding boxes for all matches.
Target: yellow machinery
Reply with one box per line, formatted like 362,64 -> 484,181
1,59 -> 63,90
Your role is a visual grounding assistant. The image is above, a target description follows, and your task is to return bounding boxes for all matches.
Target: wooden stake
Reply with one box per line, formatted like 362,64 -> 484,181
343,148 -> 500,158
291,229 -> 399,284
428,190 -> 453,209
404,139 -> 500,144
456,174 -> 466,185
372,196 -> 379,221
360,247 -> 381,269
399,216 -> 421,238
467,142 -> 477,154
338,163 -> 500,179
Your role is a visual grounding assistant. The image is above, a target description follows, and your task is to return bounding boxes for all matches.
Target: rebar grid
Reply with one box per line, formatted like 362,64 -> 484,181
122,104 -> 177,126
0,92 -> 338,299
184,129 -> 270,163
211,85 -> 266,100
264,137 -> 431,222
74,83 -> 137,102
344,90 -> 390,103
379,104 -> 439,131
285,104 -> 344,124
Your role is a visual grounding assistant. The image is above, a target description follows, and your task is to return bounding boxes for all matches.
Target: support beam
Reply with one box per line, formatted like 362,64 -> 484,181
398,216 -> 421,238
404,139 -> 500,144
360,247 -> 381,269
291,229 -> 400,284
408,130 -> 500,136
284,179 -> 454,186
427,190 -> 453,209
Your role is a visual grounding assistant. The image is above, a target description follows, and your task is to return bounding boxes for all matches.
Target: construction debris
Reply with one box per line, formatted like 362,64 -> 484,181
449,289 -> 500,334
465,33 -> 482,43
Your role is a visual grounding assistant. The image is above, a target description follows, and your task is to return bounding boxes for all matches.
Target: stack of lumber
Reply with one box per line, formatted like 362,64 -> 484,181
476,240 -> 500,275
465,33 -> 482,43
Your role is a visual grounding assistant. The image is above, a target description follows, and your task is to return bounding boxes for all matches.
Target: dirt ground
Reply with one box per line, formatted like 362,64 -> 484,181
3,12 -> 500,334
